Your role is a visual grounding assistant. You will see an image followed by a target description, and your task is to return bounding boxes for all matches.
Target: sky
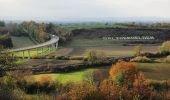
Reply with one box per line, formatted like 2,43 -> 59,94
0,0 -> 169,21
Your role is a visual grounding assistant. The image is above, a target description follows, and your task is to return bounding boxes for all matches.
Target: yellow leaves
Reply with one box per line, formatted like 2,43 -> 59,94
134,45 -> 143,56
160,41 -> 170,53
38,75 -> 53,85
67,83 -> 98,100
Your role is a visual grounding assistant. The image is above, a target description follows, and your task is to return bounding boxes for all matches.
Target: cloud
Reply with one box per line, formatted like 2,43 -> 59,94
0,0 -> 169,20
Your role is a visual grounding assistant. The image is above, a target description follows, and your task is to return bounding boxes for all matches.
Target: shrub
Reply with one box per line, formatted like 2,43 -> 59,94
64,83 -> 102,100
87,51 -> 98,64
100,79 -> 131,100
165,55 -> 170,63
109,61 -> 138,85
1,73 -> 17,89
133,72 -> 152,100
115,72 -> 125,85
130,56 -> 152,63
96,51 -> 107,62
148,80 -> 169,91
134,45 -> 143,56
160,41 -> 170,54
38,75 -> 53,85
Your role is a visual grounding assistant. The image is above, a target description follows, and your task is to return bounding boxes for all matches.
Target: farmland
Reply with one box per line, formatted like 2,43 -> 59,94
27,62 -> 170,84
1,22 -> 170,100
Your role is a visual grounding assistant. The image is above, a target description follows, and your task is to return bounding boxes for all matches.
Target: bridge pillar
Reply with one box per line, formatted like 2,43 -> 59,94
28,50 -> 30,60
36,48 -> 38,56
52,43 -> 55,50
48,46 -> 51,53
12,53 -> 14,59
22,51 -> 25,60
55,42 -> 58,48
42,48 -> 44,56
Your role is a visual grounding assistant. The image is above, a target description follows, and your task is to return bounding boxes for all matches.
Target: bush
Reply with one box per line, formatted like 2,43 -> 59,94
109,61 -> 138,85
87,51 -> 98,64
1,73 -> 17,89
148,80 -> 169,91
160,41 -> 170,53
63,83 -> 102,100
38,75 -> 53,85
130,56 -> 152,63
100,79 -> 131,100
165,55 -> 170,63
115,72 -> 125,85
132,72 -> 152,100
134,45 -> 143,56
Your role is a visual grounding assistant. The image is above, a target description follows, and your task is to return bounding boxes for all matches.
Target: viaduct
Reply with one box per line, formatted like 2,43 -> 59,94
8,34 -> 59,60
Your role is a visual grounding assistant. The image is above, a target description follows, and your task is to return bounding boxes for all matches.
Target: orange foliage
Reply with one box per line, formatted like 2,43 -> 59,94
65,83 -> 101,100
38,75 -> 53,85
133,72 -> 152,100
109,61 -> 138,84
100,79 -> 131,99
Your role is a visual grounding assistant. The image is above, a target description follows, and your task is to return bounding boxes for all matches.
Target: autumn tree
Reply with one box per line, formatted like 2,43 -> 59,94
100,79 -> 131,100
109,61 -> 138,85
63,83 -> 102,100
133,72 -> 152,100
38,75 -> 53,85
11,21 -> 49,43
0,72 -> 28,100
53,27 -> 72,42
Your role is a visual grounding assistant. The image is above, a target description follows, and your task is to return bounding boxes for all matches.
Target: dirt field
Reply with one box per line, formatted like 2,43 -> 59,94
56,46 -> 159,57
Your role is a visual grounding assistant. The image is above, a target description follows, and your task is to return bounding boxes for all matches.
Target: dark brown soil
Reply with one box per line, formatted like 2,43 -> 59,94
72,28 -> 170,43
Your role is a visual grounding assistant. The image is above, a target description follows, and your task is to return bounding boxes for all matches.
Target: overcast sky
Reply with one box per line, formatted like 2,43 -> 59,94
0,0 -> 169,21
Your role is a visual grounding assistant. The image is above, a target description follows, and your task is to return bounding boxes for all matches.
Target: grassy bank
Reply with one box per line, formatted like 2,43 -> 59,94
137,62 -> 170,80
11,36 -> 35,48
30,69 -> 94,84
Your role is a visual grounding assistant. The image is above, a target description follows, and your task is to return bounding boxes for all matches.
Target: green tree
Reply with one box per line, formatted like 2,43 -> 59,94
160,41 -> 170,53
1,72 -> 17,89
134,45 -> 143,56
0,21 -> 5,27
53,27 -> 72,42
38,23 -> 48,42
115,72 -> 125,86
87,51 -> 98,64
0,45 -> 13,69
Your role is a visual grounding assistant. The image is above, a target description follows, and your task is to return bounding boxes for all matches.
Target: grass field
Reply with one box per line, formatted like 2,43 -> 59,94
27,62 -> 170,84
15,48 -> 54,58
32,69 -> 94,84
11,36 -> 35,48
62,39 -> 159,57
137,63 -> 170,80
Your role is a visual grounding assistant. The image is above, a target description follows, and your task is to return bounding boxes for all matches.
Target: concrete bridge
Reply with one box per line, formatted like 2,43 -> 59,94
8,34 -> 59,60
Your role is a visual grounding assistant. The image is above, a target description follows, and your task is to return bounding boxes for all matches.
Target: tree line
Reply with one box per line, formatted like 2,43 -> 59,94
10,21 -> 71,43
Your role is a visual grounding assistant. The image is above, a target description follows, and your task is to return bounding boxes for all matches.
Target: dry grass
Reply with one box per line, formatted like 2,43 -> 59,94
66,46 -> 158,57
137,63 -> 170,80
